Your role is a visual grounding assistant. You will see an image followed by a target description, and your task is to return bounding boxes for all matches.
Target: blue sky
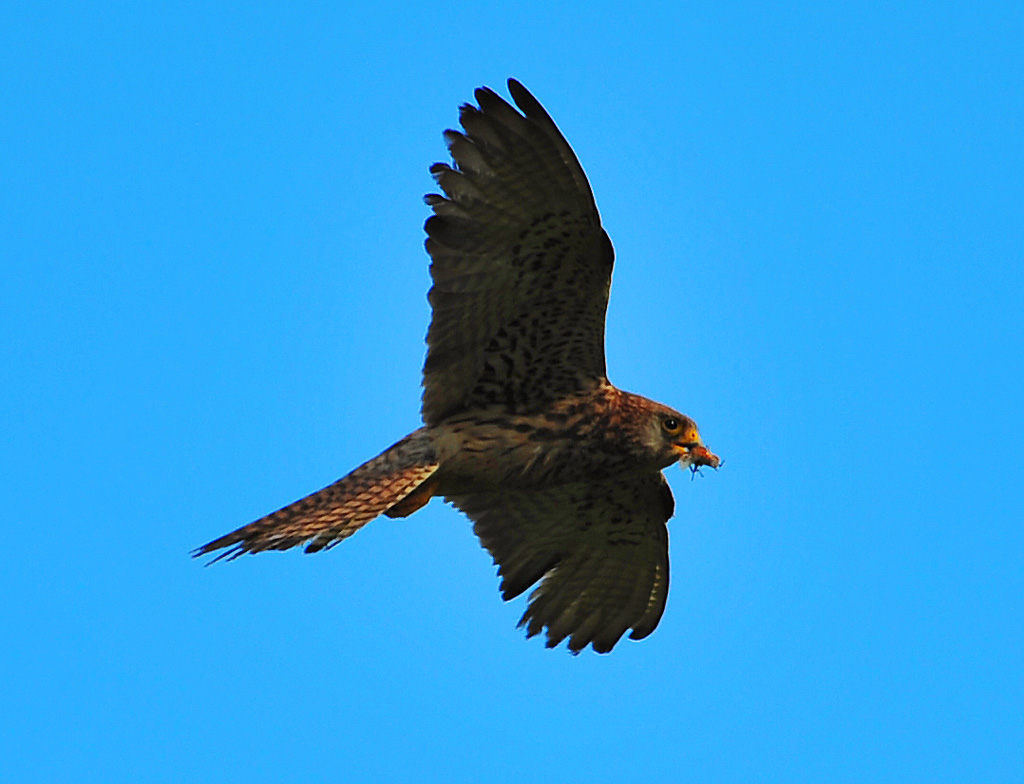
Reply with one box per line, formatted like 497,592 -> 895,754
2,2 -> 1022,781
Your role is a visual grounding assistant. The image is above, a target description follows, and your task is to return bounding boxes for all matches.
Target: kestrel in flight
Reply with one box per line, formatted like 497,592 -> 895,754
196,79 -> 720,654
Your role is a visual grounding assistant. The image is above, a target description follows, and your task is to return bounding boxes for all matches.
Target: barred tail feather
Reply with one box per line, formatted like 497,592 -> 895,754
194,429 -> 439,562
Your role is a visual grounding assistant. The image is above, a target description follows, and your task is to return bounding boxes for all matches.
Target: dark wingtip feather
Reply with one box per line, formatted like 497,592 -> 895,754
506,79 -> 547,121
472,86 -> 501,106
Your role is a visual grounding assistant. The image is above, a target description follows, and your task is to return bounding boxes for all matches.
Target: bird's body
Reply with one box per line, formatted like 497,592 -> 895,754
196,79 -> 719,654
431,385 -> 697,490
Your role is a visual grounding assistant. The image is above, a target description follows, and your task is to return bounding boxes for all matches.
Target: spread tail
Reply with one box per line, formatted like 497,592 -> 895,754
194,429 -> 439,562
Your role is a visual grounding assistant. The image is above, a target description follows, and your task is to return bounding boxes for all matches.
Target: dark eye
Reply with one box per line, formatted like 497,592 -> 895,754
662,417 -> 681,434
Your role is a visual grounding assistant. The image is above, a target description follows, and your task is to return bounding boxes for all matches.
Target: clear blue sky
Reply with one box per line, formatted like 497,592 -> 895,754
2,2 -> 1021,782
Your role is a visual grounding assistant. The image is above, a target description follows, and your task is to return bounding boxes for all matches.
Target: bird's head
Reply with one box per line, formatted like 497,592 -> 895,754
639,404 -> 720,473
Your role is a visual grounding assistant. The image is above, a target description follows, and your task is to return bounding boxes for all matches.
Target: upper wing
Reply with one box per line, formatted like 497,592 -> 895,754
422,79 -> 614,424
449,471 -> 675,654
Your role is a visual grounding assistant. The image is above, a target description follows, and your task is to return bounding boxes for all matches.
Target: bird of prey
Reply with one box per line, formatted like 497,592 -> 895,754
195,79 -> 720,654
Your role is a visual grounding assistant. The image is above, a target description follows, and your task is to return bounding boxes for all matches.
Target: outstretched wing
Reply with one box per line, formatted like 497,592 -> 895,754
422,79 -> 614,424
449,471 -> 675,654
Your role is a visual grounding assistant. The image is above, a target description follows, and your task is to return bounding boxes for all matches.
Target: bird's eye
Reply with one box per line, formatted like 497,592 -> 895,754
662,417 -> 681,434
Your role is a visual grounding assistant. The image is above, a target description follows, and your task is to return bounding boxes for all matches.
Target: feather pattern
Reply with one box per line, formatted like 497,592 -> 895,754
450,472 -> 674,654
194,430 -> 438,561
422,79 -> 613,423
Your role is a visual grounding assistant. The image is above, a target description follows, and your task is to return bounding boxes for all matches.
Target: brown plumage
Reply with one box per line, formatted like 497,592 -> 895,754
195,79 -> 720,654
